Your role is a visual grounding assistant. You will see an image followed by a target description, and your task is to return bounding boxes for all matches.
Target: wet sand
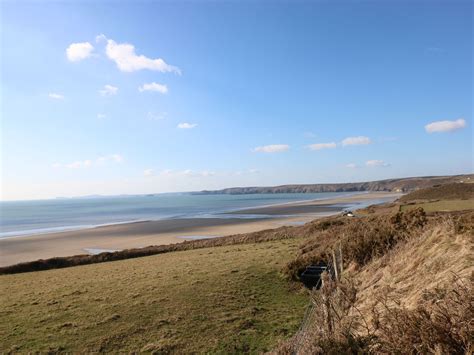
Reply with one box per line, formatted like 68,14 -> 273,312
0,192 -> 400,266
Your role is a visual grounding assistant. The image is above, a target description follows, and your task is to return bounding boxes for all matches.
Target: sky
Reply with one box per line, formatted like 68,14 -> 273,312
1,0 -> 472,200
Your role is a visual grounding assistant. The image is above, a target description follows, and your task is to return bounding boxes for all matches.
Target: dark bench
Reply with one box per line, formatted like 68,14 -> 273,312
300,262 -> 328,289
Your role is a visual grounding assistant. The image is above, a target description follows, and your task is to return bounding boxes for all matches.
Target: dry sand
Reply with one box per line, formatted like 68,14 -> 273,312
0,192 -> 400,266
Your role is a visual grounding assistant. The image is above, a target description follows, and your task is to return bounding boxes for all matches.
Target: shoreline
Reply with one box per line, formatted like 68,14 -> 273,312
0,192 -> 400,267
0,191 -> 364,240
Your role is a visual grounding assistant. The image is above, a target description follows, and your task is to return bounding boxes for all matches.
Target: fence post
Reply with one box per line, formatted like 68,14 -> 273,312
321,273 -> 333,335
339,241 -> 344,274
332,250 -> 339,281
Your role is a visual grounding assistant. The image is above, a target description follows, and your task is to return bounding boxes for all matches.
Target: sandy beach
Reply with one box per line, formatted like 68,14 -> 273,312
0,192 -> 400,266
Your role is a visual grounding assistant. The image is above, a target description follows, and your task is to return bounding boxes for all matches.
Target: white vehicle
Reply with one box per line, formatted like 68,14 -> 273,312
342,210 -> 354,217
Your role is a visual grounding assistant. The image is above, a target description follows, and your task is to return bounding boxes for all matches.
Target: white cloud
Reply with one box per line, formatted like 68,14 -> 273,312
366,160 -> 390,167
346,163 -> 358,169
143,169 -> 154,177
99,84 -> 118,96
425,118 -> 466,133
66,42 -> 94,62
177,122 -> 197,129
342,136 -> 371,146
139,82 -> 168,94
48,93 -> 64,100
53,154 -> 123,169
253,144 -> 290,153
97,113 -> 106,119
104,38 -> 181,74
308,142 -> 337,151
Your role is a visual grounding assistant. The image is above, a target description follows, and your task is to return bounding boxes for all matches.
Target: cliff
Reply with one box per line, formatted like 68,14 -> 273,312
195,174 -> 473,195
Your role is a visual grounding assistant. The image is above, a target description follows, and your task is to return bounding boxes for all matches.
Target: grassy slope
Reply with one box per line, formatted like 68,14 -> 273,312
400,199 -> 473,212
2,185 -> 472,354
398,183 -> 473,213
354,218 -> 473,312
398,182 -> 474,202
0,240 -> 307,353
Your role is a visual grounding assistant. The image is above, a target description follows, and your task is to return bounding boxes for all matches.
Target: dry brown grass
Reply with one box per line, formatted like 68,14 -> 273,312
354,215 -> 473,312
370,276 -> 473,354
274,209 -> 473,354
274,275 -> 473,355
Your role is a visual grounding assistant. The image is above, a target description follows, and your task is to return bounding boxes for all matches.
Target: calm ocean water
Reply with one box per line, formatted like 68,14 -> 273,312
0,192 -> 358,238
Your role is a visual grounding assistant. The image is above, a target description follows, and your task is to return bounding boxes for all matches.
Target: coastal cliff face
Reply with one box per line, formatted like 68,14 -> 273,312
195,174 -> 473,195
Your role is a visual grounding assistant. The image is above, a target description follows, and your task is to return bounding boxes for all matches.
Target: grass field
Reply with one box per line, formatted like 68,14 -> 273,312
0,239 -> 308,353
400,199 -> 473,212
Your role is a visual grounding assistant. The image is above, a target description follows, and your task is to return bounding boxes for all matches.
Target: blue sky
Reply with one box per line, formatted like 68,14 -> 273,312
1,0 -> 472,200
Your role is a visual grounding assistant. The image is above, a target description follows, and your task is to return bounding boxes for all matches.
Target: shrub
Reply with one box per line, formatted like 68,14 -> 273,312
284,209 -> 428,280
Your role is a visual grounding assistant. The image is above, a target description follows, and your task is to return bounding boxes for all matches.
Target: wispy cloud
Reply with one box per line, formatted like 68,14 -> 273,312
103,36 -> 181,74
346,163 -> 358,169
96,34 -> 107,43
177,122 -> 197,129
54,159 -> 92,169
53,154 -> 123,169
99,84 -> 118,96
366,160 -> 390,167
379,136 -> 398,142
341,136 -> 371,146
139,82 -> 168,94
200,170 -> 215,177
110,154 -> 123,163
426,47 -> 444,53
97,113 -> 106,119
253,144 -> 289,153
66,42 -> 94,62
308,142 -> 337,151
143,169 -> 154,177
303,131 -> 316,138
158,169 -> 215,178
48,93 -> 64,100
425,118 -> 466,133
147,112 -> 167,121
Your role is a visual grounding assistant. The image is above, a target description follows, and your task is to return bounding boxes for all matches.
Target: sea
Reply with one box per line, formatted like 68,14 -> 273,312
0,192 -> 367,239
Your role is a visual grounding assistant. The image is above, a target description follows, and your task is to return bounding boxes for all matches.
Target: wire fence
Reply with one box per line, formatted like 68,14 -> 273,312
291,246 -> 342,354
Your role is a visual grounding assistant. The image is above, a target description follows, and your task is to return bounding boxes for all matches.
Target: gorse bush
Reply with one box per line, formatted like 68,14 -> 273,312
284,208 -> 428,280
341,208 -> 427,266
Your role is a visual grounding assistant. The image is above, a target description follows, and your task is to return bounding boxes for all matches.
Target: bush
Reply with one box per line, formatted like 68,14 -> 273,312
284,209 -> 428,280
